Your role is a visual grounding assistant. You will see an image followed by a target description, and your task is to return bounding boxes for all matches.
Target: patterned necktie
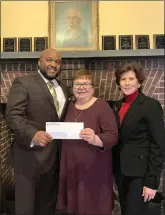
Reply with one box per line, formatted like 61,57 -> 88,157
47,81 -> 60,116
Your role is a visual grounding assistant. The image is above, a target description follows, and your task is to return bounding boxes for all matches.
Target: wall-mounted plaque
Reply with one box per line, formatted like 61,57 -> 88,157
153,34 -> 165,49
34,37 -> 48,51
102,35 -> 116,50
135,35 -> 150,49
3,38 -> 17,52
119,35 -> 133,50
18,37 -> 32,52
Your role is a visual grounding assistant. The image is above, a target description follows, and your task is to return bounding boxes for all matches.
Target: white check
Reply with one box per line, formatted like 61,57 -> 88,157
46,122 -> 84,139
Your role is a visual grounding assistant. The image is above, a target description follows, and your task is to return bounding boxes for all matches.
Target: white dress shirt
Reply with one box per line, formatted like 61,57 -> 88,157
38,70 -> 66,115
30,70 -> 66,147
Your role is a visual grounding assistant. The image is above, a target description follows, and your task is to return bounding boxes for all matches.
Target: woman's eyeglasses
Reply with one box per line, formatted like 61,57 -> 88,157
73,82 -> 93,89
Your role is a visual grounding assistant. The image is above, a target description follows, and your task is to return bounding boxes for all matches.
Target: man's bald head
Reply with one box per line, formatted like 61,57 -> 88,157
39,48 -> 61,61
38,48 -> 62,80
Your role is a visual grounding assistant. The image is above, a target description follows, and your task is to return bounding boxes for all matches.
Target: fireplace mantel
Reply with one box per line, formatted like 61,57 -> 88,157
0,49 -> 164,59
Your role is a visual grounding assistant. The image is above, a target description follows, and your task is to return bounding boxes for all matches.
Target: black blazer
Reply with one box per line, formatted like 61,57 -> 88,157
108,92 -> 165,189
5,73 -> 71,177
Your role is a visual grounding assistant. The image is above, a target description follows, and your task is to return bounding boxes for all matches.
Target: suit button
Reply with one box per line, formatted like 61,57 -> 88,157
140,156 -> 144,159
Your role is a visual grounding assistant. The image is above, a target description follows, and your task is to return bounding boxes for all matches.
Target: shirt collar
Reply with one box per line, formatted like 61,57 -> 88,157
38,70 -> 59,87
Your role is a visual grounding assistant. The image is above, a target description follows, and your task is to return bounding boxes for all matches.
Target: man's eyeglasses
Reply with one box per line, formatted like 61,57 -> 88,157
73,82 -> 93,89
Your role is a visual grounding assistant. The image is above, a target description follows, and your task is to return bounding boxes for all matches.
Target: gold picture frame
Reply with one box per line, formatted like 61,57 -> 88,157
49,1 -> 99,51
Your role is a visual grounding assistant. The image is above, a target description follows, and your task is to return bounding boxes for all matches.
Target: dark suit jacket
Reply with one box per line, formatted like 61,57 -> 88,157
5,73 -> 70,177
108,92 -> 165,189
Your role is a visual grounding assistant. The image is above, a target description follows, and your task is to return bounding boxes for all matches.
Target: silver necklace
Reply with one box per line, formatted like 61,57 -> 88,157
74,109 -> 83,122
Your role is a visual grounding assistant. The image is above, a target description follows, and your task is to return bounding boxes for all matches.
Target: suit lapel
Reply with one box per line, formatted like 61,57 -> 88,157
114,93 -> 145,131
33,73 -> 58,112
33,73 -> 71,120
121,92 -> 146,131
112,100 -> 122,129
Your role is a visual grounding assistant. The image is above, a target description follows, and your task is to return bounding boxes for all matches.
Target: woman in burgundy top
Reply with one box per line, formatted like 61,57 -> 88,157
109,62 -> 165,215
56,69 -> 118,215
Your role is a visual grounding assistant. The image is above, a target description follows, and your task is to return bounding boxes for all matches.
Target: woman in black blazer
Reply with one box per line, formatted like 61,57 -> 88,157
109,62 -> 165,215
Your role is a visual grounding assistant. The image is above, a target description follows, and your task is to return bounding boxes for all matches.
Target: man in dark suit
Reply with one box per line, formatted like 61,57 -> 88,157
5,48 -> 70,215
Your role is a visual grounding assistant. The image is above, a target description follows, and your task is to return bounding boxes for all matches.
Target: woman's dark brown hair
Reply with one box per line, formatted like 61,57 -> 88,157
73,69 -> 94,84
115,62 -> 145,89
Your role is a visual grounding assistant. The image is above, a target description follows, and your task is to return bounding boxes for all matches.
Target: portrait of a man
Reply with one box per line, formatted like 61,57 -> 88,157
49,1 -> 99,50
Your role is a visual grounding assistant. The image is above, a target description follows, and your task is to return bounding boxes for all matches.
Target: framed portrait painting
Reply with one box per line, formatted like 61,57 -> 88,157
49,1 -> 99,50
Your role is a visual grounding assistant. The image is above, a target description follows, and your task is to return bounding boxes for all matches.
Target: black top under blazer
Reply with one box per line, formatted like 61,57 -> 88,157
108,92 -> 165,189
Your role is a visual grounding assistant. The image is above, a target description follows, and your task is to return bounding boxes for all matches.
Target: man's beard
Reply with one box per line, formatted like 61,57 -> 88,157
39,67 -> 61,80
